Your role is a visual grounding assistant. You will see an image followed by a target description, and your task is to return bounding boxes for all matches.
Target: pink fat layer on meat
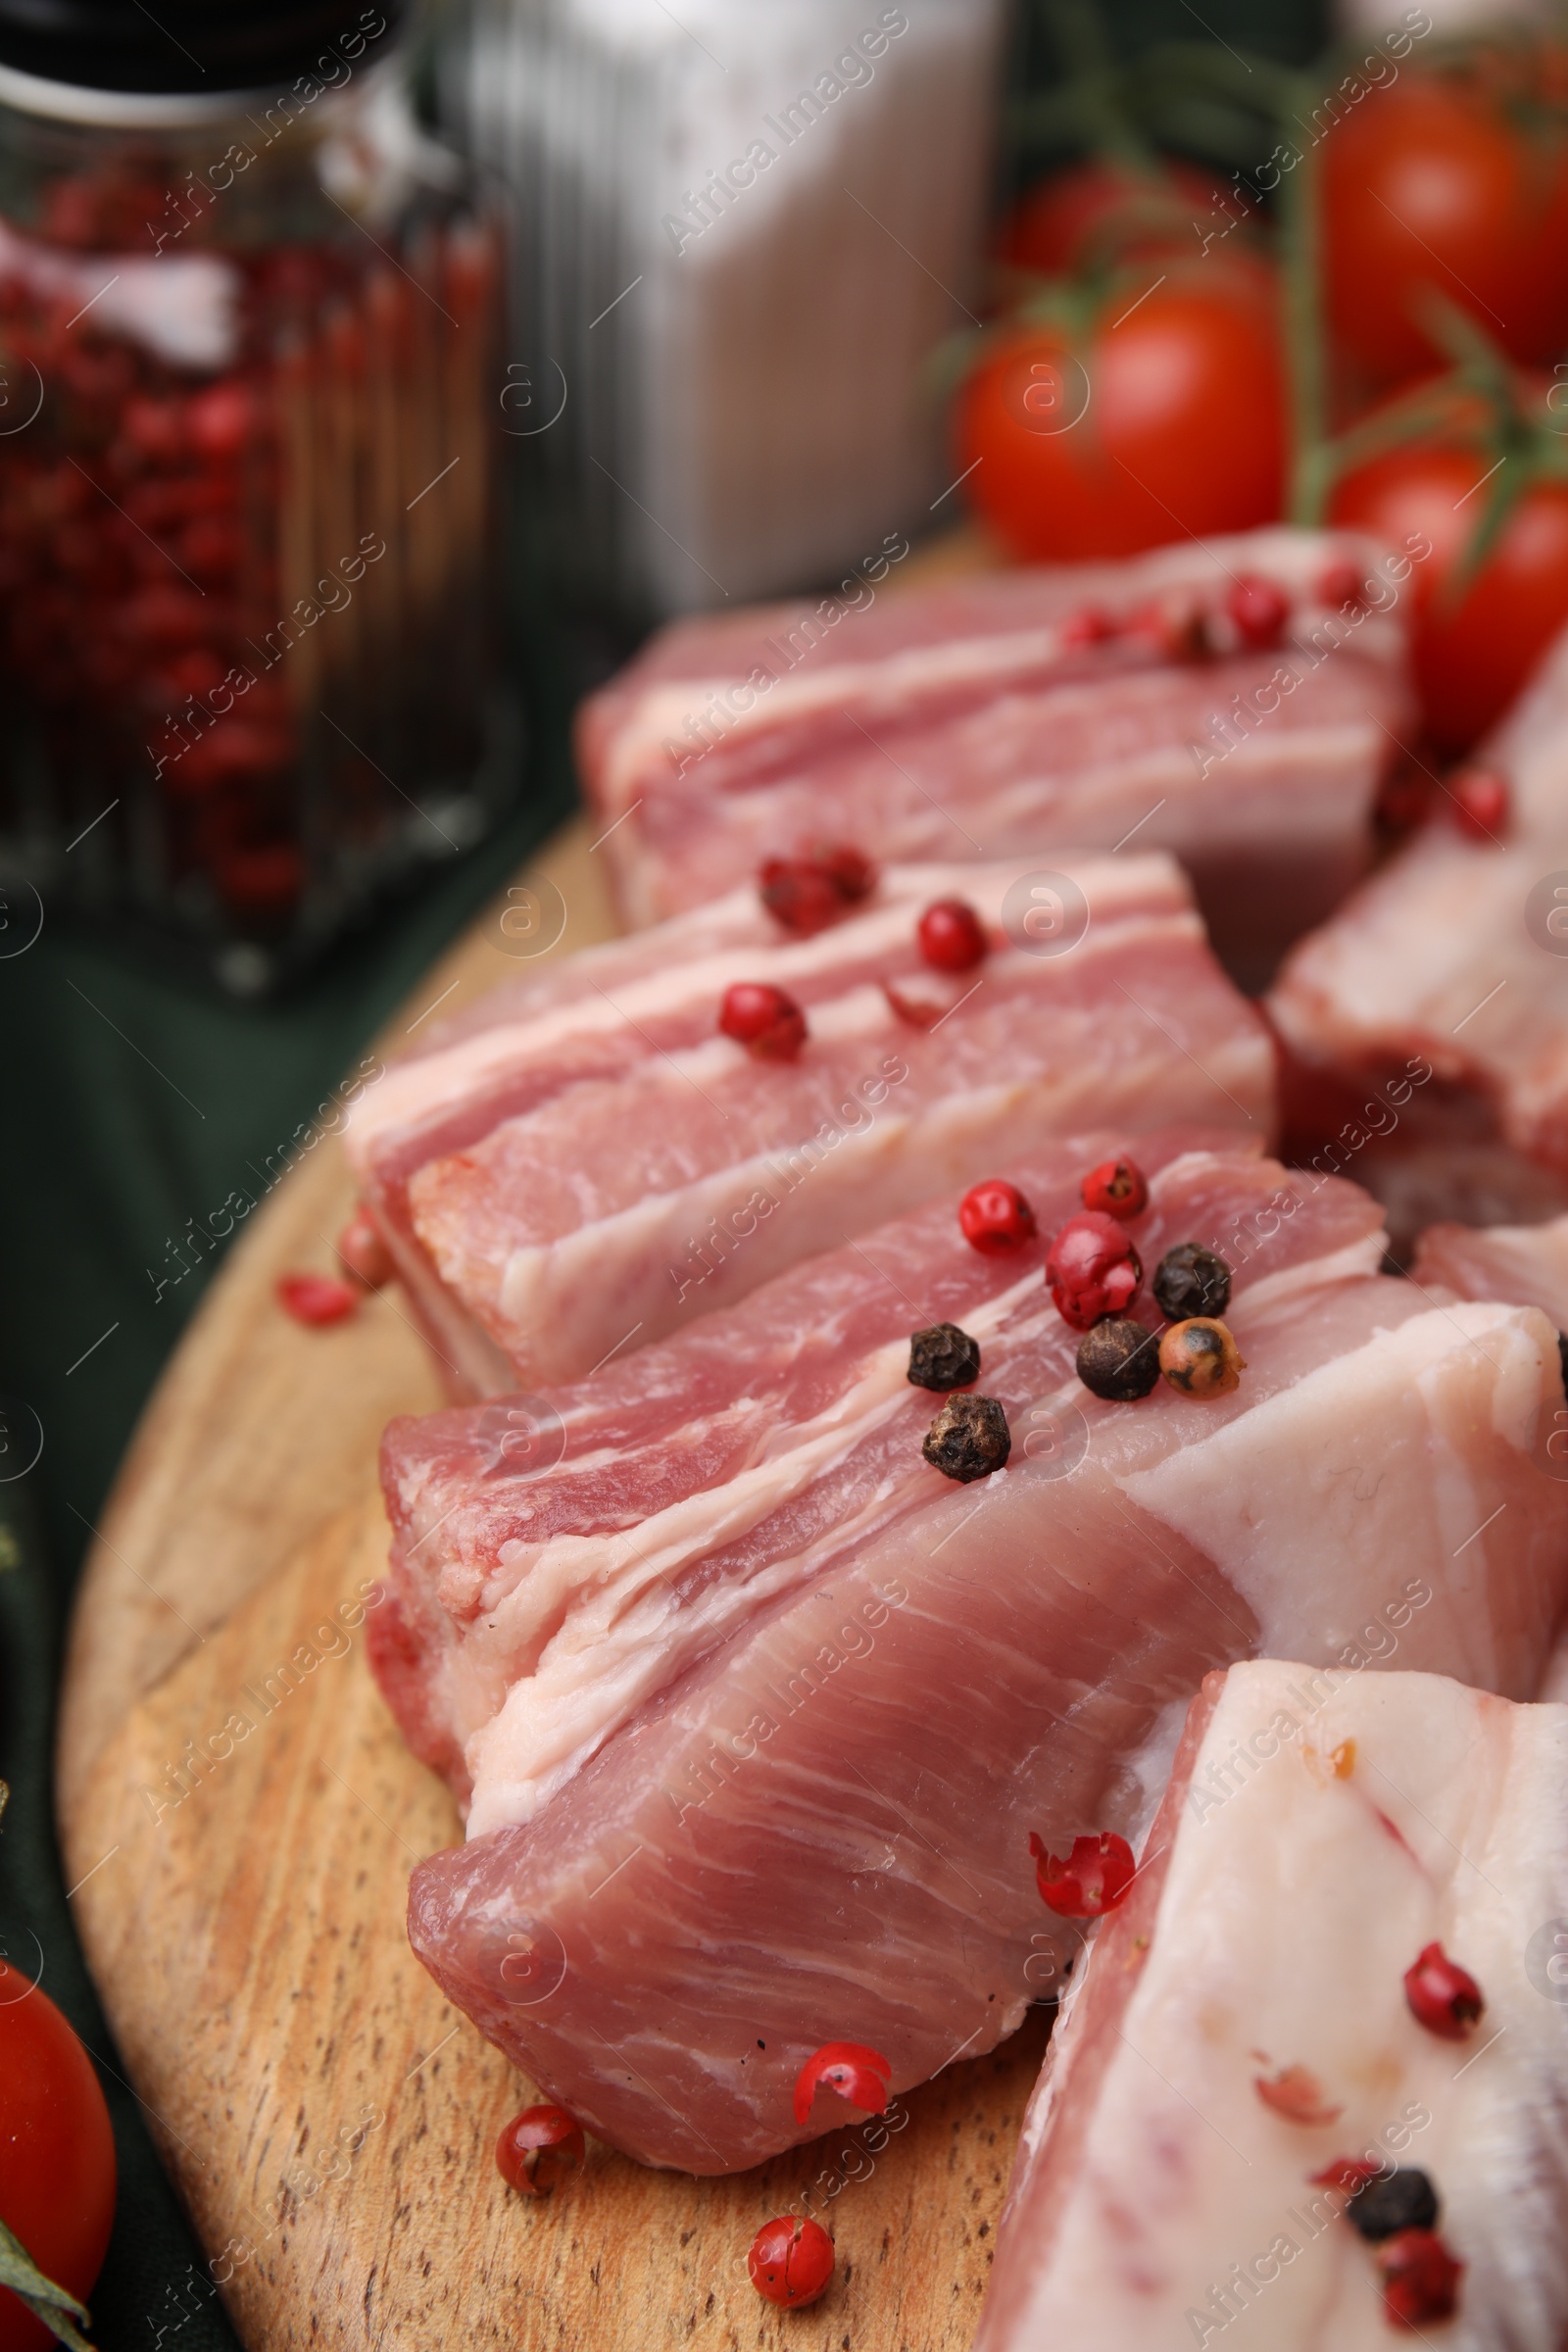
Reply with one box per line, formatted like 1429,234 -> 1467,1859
396,1149 -> 1568,2173
375,1129 -> 1305,1793
974,1675 -> 1223,2352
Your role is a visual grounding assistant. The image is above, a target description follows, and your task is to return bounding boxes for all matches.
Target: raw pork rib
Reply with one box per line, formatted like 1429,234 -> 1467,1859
1270,612 -> 1568,1178
976,1662 -> 1568,2351
577,526 -> 1415,978
397,1139 -> 1568,2173
345,856 -> 1273,1396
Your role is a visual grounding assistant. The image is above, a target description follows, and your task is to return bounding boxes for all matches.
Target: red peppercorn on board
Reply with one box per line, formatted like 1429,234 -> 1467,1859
54,817 -> 1051,2351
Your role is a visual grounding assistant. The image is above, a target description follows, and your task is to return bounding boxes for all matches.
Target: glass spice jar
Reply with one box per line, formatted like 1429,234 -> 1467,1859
0,0 -> 514,992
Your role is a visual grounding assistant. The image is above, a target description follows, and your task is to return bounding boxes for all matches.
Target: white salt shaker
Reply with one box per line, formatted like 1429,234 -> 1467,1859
449,0 -> 1004,614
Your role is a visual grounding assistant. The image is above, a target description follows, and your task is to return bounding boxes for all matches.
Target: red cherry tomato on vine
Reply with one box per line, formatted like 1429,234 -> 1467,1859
956,260 -> 1288,563
0,1967 -> 117,2352
996,157 -> 1231,274
1322,69 -> 1568,390
1328,378 -> 1568,754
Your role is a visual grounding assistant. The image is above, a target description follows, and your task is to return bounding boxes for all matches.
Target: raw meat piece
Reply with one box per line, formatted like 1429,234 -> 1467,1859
347,855 -> 1274,1396
376,1129 -> 1291,1808
1270,611 -> 1568,1185
976,1661 -> 1568,2351
399,1143 -> 1568,2172
1411,1209 -> 1568,1332
577,526 -> 1416,979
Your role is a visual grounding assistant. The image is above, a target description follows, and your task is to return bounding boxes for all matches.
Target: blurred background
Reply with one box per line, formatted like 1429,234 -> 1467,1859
4,0 -> 1564,2339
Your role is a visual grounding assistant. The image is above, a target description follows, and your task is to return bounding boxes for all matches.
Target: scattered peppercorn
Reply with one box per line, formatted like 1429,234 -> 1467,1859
1376,2228 -> 1464,2328
916,898 -> 989,972
276,1272 -> 359,1327
1080,1154 -> 1148,1220
759,857 -> 844,935
495,2104 -> 585,2197
907,1322 -> 982,1392
748,2215 -> 835,2308
922,1393 -> 1010,1482
793,2041 -> 892,2126
1047,1212 -> 1143,1329
1029,1829 -> 1136,1917
1059,604 -> 1117,648
1311,2156 -> 1384,2199
1152,1241 -> 1232,1322
1403,1941 -> 1484,2040
1225,573 -> 1290,650
1252,2065 -> 1344,2128
1316,559 -> 1369,613
1159,1317 -> 1245,1398
1344,2169 -> 1440,2244
958,1178 -> 1036,1254
1449,769 -> 1509,842
336,1205 -> 393,1290
756,844 -> 875,933
719,980 -> 808,1059
813,843 -> 876,902
1076,1315 -> 1160,1400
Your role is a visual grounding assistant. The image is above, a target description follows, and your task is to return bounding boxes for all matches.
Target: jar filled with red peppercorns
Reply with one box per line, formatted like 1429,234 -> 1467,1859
0,0 -> 514,990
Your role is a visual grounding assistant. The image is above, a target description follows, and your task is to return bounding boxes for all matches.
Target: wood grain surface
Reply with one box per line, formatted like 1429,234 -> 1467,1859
56,788 -> 1049,2351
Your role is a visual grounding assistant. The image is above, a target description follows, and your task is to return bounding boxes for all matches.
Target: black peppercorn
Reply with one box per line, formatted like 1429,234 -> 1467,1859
1346,2169 -> 1440,2243
907,1321 -> 982,1392
1075,1316 -> 1160,1401
1152,1242 -> 1232,1322
922,1393 -> 1010,1482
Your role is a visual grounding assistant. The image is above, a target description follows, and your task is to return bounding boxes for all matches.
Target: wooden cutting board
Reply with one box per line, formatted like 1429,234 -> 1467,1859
56,804 -> 1050,2352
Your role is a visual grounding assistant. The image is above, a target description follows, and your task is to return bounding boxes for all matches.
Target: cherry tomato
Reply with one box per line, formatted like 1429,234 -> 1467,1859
1322,67 -> 1568,389
1328,379 -> 1568,753
0,1966 -> 116,2352
996,157 -> 1232,275
956,259 -> 1287,562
